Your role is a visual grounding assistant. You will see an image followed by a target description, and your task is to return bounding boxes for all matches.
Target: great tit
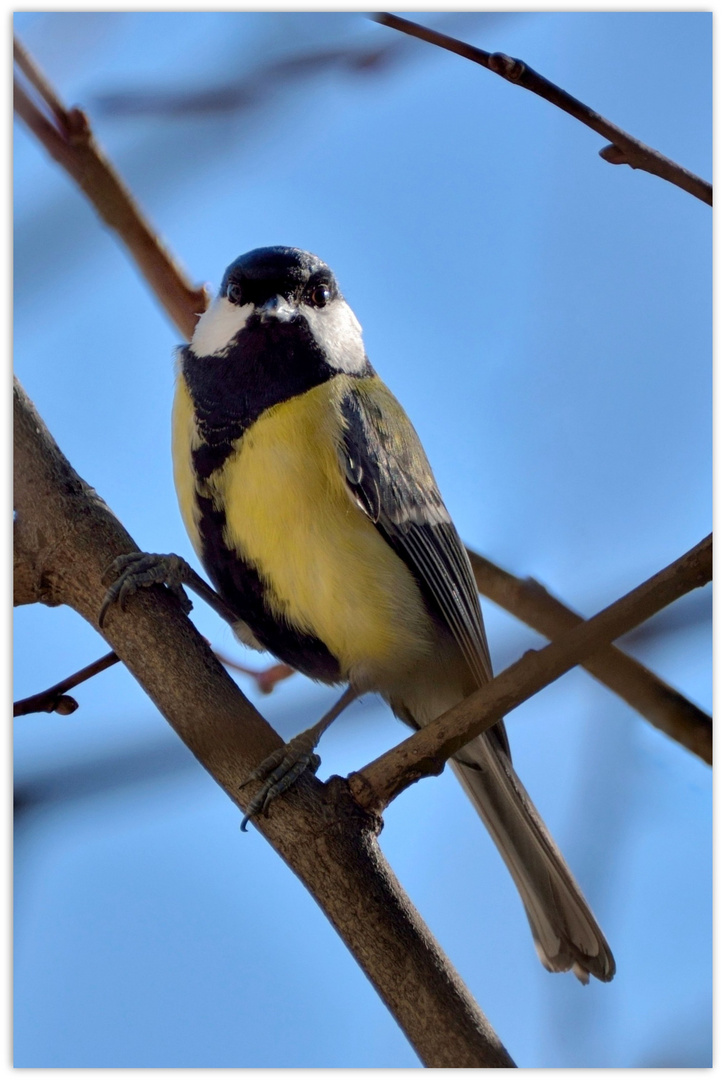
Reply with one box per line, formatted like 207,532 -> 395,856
104,246 -> 614,983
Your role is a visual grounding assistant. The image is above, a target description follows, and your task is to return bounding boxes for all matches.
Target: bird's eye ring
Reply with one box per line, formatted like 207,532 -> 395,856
310,283 -> 331,308
227,281 -> 244,305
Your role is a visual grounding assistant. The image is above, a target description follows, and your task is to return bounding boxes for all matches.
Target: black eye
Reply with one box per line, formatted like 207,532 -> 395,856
310,283 -> 331,308
226,281 -> 244,305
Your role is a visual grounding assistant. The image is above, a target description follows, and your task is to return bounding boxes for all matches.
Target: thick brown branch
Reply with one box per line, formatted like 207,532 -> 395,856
13,375 -> 514,1068
14,523 -> 49,607
13,651 -> 120,717
467,549 -> 712,765
350,535 -> 712,813
373,13 -> 712,206
13,41 -> 209,340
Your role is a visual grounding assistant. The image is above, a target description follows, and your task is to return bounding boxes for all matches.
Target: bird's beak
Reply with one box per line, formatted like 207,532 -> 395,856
259,295 -> 297,323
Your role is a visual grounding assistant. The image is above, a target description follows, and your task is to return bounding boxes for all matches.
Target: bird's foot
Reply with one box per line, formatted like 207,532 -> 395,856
99,552 -> 193,628
239,686 -> 358,830
239,728 -> 323,831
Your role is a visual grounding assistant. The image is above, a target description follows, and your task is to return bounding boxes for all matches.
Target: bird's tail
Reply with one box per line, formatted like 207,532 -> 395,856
452,731 -> 615,983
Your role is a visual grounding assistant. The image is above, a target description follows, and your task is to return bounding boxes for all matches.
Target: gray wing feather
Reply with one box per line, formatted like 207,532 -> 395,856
338,382 -> 493,689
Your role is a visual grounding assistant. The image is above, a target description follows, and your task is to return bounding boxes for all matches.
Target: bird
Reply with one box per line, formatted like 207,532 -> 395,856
101,245 -> 615,983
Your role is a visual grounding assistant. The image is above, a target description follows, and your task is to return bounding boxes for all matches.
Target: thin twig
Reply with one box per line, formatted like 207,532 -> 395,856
467,549 -> 712,764
349,534 -> 712,813
91,15 -> 490,119
373,13 -> 712,206
13,651 -> 120,717
11,641 -> 294,718
13,40 -> 209,340
13,37 -> 68,127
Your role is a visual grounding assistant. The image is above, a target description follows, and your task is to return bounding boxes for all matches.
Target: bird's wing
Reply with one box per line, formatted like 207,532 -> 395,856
337,377 -> 493,691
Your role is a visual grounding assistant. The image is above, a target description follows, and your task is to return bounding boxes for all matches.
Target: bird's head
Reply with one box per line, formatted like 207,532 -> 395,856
189,247 -> 368,376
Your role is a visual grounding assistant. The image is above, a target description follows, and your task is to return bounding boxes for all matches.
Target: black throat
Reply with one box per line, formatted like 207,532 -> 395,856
181,315 -> 371,479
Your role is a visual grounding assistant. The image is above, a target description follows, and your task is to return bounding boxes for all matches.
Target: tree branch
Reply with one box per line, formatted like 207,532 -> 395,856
14,519 -> 51,608
350,535 -> 712,813
13,38 -> 209,340
13,375 -> 514,1068
373,13 -> 712,206
12,644 -> 292,717
13,651 -> 120,717
467,550 -> 711,765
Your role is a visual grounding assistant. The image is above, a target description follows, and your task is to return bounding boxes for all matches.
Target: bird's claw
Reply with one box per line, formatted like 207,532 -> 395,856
239,732 -> 322,831
99,552 -> 193,628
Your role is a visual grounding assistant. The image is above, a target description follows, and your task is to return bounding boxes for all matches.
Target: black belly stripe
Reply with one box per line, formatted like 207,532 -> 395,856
192,438 -> 236,482
195,493 -> 342,684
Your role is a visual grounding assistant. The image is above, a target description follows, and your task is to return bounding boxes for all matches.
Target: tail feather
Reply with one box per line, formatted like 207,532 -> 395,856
452,731 -> 615,983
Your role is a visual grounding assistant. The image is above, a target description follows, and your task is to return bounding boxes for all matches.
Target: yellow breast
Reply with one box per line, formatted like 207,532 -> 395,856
196,376 -> 434,682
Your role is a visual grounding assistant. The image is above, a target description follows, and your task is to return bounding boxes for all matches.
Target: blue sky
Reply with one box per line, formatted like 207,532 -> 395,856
13,11 -> 711,1068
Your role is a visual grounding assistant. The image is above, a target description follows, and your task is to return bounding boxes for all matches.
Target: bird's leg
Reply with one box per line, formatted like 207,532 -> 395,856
99,552 -> 240,630
239,685 -> 359,831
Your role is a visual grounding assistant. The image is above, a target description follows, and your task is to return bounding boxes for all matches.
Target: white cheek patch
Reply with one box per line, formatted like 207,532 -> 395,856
303,299 -> 367,374
190,296 -> 254,357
